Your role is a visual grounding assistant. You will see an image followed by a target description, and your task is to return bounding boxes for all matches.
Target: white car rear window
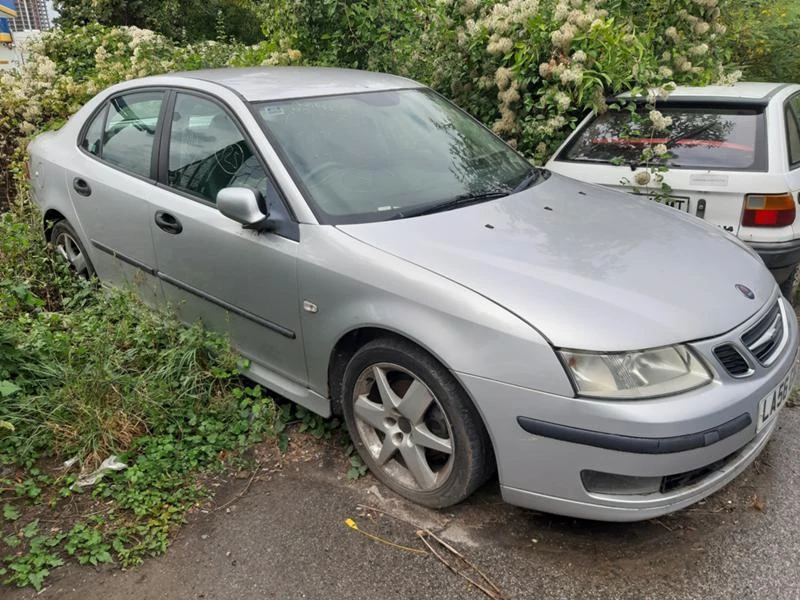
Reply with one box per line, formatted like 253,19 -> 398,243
561,106 -> 767,172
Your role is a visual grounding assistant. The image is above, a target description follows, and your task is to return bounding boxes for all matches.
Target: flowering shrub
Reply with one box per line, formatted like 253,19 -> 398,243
258,0 -> 739,163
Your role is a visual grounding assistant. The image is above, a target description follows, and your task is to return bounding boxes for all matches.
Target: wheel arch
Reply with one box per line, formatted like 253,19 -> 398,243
42,209 -> 67,241
327,325 -> 457,417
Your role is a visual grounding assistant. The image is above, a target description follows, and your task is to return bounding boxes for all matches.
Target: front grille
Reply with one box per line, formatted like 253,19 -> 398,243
742,301 -> 785,366
713,344 -> 750,377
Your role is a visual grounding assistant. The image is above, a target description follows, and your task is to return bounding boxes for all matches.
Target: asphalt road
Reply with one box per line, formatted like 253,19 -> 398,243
7,401 -> 800,600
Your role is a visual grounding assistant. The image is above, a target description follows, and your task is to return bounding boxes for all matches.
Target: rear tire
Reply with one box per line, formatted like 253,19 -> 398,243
341,336 -> 495,508
51,220 -> 95,278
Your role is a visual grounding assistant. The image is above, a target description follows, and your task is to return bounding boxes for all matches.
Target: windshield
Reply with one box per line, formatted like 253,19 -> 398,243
254,89 -> 532,223
561,105 -> 767,171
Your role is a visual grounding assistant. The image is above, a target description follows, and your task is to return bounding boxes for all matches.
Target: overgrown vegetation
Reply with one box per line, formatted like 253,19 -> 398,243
54,0 -> 264,44
724,0 -> 800,83
0,207 -> 287,588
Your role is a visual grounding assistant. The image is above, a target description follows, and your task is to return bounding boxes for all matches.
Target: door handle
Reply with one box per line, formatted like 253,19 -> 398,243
154,211 -> 183,235
73,177 -> 92,197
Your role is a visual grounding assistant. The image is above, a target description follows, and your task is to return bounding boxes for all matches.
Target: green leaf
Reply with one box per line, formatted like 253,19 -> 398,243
28,570 -> 47,591
21,520 -> 39,538
3,503 -> 20,521
0,380 -> 20,398
277,433 -> 289,453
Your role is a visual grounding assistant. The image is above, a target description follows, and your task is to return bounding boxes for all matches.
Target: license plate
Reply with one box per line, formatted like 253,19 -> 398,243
663,195 -> 691,212
629,191 -> 690,212
756,365 -> 795,432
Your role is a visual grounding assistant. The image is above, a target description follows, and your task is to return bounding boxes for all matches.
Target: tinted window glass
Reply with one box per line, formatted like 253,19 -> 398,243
102,91 -> 164,178
168,94 -> 262,204
787,96 -> 800,169
254,89 -> 532,224
563,106 -> 767,171
81,107 -> 105,156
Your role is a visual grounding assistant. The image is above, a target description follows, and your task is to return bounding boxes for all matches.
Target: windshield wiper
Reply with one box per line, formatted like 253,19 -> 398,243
512,167 -> 546,193
394,189 -> 510,219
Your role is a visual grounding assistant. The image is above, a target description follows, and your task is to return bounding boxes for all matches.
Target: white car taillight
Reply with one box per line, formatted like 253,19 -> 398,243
742,193 -> 796,227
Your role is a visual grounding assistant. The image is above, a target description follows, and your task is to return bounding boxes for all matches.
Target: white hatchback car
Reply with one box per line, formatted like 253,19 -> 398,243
547,82 -> 800,299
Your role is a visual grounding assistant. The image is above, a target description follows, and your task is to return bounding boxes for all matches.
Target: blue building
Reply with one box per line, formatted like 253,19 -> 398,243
0,1 -> 17,44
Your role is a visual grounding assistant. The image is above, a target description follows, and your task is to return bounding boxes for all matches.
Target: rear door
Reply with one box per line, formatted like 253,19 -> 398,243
67,89 -> 166,304
146,90 -> 307,384
547,104 -> 774,237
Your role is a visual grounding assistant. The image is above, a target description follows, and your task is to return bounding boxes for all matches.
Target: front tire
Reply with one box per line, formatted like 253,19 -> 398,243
51,220 -> 95,278
341,337 -> 494,508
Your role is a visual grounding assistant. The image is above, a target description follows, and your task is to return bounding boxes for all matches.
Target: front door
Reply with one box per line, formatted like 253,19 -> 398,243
147,91 -> 306,384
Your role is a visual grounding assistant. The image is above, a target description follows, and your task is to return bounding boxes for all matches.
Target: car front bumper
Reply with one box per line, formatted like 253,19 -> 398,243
457,294 -> 798,522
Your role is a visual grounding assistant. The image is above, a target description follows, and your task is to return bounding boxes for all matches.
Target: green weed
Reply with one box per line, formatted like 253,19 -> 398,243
0,210 -> 279,587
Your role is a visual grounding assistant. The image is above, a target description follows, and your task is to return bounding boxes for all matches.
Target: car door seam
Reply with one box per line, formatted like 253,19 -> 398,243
157,272 -> 296,339
90,239 -> 157,276
90,240 -> 296,339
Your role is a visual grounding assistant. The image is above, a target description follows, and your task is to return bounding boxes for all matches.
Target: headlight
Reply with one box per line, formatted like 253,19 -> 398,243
559,345 -> 711,399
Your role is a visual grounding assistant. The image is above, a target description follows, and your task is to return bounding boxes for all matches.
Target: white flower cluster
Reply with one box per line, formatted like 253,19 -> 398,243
124,26 -> 157,50
261,48 -> 302,65
481,0 -> 540,34
459,0 -> 479,16
487,35 -> 514,56
649,110 -> 673,131
550,22 -> 576,48
665,26 -> 679,41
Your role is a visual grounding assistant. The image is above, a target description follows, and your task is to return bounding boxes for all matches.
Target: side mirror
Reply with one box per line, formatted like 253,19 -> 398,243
217,187 -> 272,231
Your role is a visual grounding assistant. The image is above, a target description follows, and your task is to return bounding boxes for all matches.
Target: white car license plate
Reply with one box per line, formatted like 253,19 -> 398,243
756,366 -> 795,433
663,195 -> 691,213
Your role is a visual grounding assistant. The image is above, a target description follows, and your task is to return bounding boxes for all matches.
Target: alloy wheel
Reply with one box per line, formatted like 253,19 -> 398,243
352,362 -> 454,492
54,230 -> 89,276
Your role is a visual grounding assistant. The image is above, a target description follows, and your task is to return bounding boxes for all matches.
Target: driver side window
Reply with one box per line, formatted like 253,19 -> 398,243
167,93 -> 269,204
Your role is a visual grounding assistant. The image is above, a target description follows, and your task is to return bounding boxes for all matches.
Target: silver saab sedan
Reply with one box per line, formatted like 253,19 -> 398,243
28,67 -> 798,522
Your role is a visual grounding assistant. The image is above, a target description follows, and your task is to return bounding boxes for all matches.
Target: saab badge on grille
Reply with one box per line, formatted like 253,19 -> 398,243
735,284 -> 755,299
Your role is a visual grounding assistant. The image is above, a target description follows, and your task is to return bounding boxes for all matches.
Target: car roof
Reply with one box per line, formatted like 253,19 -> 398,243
169,67 -> 424,101
618,82 -> 797,106
668,82 -> 791,100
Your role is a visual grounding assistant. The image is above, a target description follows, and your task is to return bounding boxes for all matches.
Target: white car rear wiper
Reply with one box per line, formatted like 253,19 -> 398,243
666,123 -> 714,147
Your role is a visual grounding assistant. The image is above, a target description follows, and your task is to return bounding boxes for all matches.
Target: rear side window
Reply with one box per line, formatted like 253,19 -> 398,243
561,105 -> 767,172
100,91 -> 164,178
786,95 -> 800,169
80,107 -> 105,156
167,93 -> 266,204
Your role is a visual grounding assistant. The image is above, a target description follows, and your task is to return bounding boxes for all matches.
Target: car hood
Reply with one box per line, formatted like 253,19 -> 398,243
337,173 -> 776,351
